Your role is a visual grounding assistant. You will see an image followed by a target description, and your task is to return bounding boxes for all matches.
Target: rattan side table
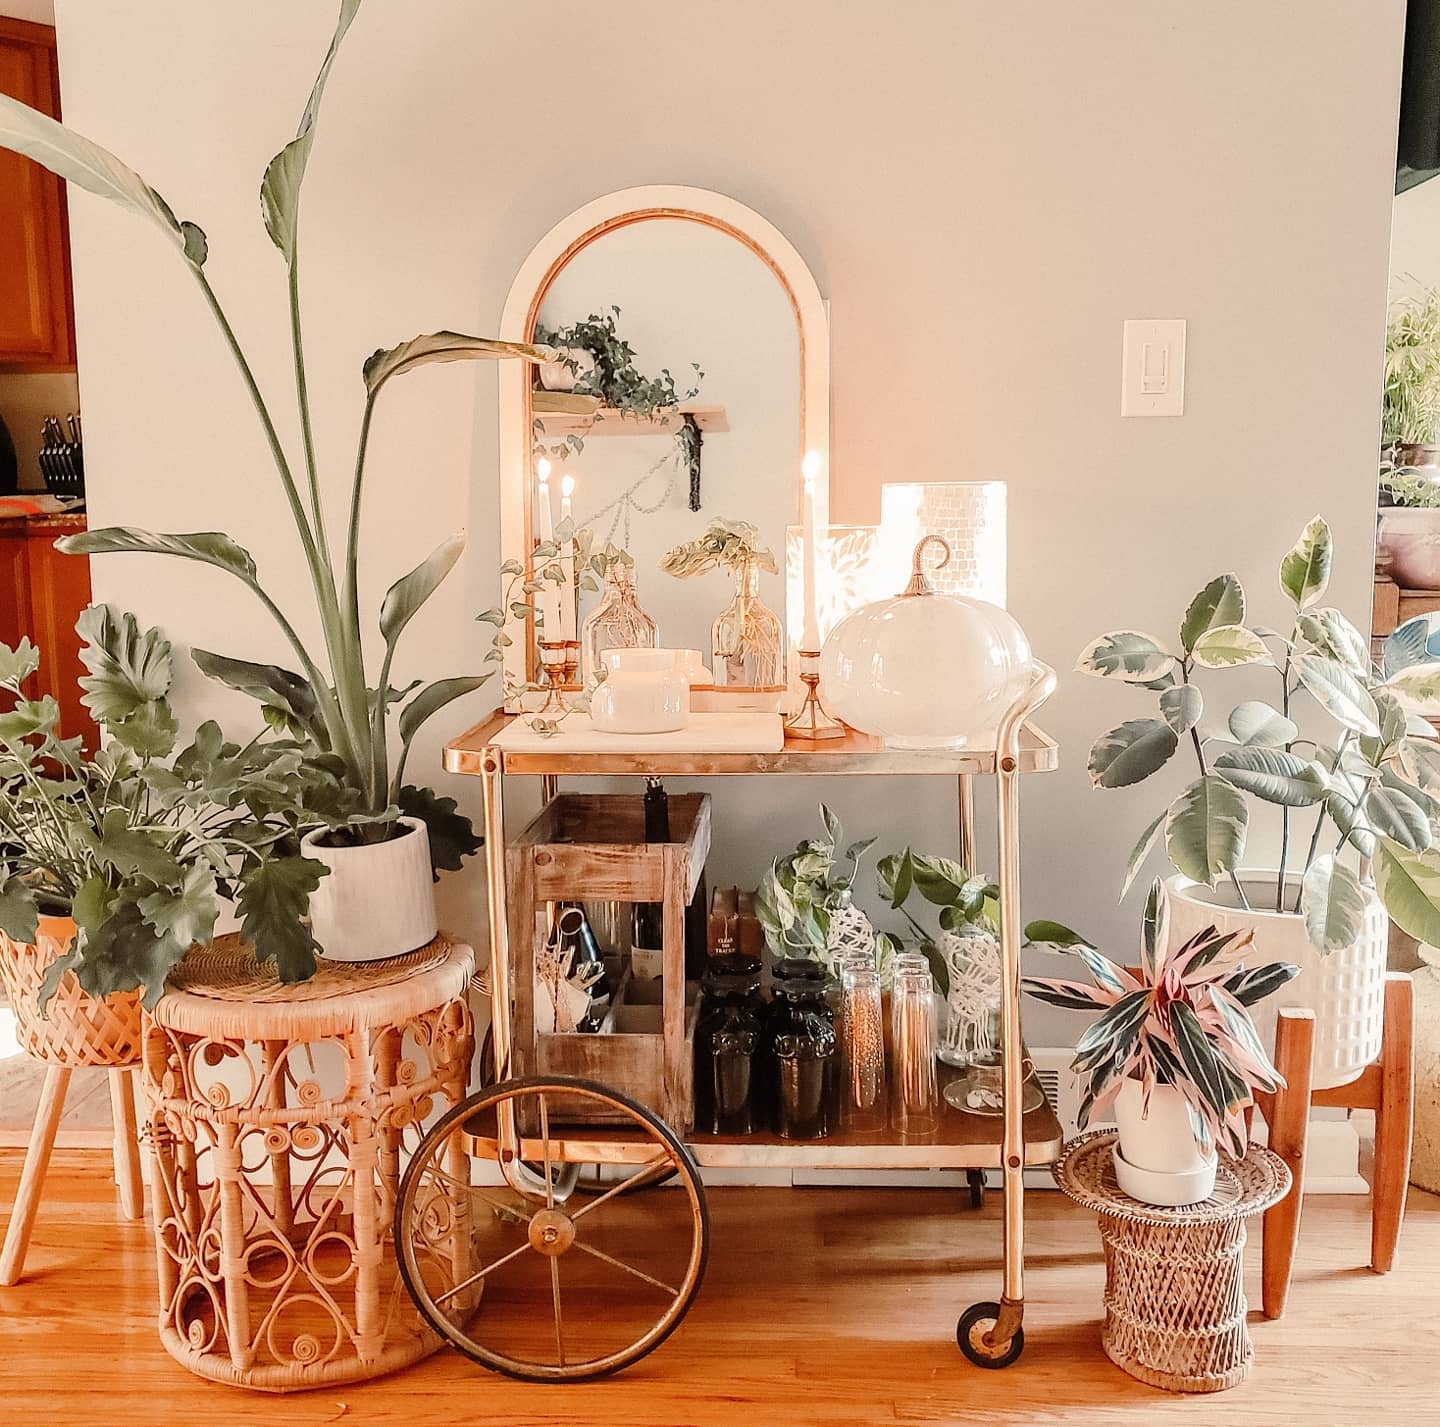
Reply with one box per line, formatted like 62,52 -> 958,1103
141,934 -> 475,1392
1054,1130 -> 1292,1393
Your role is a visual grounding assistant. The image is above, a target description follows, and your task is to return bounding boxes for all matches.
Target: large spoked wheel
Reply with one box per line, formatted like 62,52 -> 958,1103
396,1076 -> 709,1381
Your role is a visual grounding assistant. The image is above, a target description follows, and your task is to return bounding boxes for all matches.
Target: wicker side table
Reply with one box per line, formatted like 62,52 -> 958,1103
142,934 -> 475,1392
1054,1130 -> 1291,1393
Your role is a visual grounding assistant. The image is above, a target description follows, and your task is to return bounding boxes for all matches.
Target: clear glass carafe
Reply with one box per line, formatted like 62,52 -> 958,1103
711,556 -> 783,687
580,564 -> 657,685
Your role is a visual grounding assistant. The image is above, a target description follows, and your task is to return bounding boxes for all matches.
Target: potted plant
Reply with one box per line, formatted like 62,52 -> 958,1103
1025,882 -> 1298,1205
0,2 -> 553,964
1378,457 -> 1440,591
1378,287 -> 1440,589
1076,514 -> 1440,1088
0,611 -> 326,1026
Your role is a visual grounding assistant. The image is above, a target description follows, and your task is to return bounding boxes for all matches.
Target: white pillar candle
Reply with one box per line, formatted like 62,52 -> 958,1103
558,474 -> 577,641
800,451 -> 823,651
535,456 -> 555,543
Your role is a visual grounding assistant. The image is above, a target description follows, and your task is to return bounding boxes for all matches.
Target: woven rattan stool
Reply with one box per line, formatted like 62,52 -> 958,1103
0,916 -> 145,1286
1054,1130 -> 1291,1393
142,934 -> 475,1391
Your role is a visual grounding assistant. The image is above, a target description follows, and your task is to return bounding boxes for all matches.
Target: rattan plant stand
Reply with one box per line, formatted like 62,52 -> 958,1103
142,934 -> 475,1391
1054,1130 -> 1291,1393
0,916 -> 145,1286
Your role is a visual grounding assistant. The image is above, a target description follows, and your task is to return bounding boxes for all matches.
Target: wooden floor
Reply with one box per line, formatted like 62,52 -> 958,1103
1,1149 -> 1436,1425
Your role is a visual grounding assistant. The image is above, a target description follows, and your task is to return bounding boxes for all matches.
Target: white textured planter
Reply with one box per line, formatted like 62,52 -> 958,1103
537,347 -> 597,393
301,817 -> 437,963
1166,873 -> 1387,1091
1112,1079 -> 1217,1205
1378,506 -> 1440,591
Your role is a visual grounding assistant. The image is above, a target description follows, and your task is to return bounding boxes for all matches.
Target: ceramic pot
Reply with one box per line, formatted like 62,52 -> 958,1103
1412,956 -> 1440,1193
1165,872 -> 1387,1090
537,347 -> 597,393
300,817 -> 437,962
1112,1078 -> 1217,1205
1377,506 -> 1440,590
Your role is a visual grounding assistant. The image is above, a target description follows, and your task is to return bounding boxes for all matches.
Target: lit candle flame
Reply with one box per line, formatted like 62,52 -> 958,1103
537,456 -> 552,483
802,450 -> 823,483
561,474 -> 575,499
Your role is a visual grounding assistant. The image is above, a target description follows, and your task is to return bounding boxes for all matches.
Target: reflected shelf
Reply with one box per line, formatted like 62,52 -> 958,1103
532,390 -> 729,437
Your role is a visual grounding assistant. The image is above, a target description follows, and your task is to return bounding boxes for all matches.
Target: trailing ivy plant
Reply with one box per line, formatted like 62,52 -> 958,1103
0,611 -> 329,1003
1077,513 -> 1440,955
0,0 -> 551,883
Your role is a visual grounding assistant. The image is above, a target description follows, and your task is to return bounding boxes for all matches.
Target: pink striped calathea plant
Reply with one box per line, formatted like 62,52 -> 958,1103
1023,879 -> 1299,1158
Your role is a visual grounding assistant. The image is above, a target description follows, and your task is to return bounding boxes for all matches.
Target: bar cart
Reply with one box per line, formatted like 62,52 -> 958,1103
393,666 -> 1060,1381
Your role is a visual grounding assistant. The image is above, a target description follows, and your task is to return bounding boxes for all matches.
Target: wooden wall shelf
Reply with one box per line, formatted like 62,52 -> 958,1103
533,391 -> 728,437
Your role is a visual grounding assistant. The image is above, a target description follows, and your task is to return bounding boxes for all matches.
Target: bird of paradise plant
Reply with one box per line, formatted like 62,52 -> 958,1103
0,1 -> 552,949
1023,881 -> 1298,1157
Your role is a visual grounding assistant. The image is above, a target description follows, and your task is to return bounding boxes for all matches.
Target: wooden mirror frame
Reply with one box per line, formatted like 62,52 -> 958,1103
495,185 -> 831,703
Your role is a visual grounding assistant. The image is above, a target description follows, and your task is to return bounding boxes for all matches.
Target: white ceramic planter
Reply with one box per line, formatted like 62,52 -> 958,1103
537,347 -> 597,393
301,817 -> 438,963
1112,1079 -> 1217,1205
1378,506 -> 1440,590
1166,873 -> 1387,1091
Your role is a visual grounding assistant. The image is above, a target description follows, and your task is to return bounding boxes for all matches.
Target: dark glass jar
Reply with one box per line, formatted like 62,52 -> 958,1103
766,974 -> 840,1139
694,954 -> 765,1135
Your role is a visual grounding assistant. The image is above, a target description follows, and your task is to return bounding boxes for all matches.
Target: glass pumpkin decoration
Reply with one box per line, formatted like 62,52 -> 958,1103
818,536 -> 1032,749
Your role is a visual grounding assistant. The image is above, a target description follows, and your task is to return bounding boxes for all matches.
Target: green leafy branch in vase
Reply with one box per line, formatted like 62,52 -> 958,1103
0,0 -> 553,885
1078,513 -> 1440,953
874,849 -> 998,995
754,803 -> 876,959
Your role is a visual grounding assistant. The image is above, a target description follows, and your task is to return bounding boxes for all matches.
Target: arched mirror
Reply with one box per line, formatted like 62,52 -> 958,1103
496,186 -> 830,705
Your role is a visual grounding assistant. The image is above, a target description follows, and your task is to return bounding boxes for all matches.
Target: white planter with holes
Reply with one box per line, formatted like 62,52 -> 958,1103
1112,1078 -> 1217,1206
1165,872 -> 1387,1091
301,816 -> 437,963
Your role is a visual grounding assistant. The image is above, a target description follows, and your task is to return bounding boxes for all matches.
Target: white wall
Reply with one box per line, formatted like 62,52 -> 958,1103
1391,178 -> 1440,291
53,1 -> 1405,1016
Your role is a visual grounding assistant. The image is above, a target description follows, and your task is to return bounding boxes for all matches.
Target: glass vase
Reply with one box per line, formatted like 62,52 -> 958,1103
711,556 -> 783,687
890,965 -> 939,1136
580,565 -> 657,685
839,961 -> 885,1131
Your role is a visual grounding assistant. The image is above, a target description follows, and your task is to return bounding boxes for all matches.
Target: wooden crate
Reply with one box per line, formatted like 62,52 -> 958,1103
506,792 -> 711,1130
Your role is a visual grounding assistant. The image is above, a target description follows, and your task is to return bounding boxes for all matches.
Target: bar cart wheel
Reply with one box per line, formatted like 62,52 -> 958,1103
957,1301 -> 1025,1368
395,1076 -> 709,1382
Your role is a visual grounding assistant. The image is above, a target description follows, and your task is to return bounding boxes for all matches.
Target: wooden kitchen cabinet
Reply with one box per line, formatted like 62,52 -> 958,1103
0,18 -> 74,371
0,514 -> 96,747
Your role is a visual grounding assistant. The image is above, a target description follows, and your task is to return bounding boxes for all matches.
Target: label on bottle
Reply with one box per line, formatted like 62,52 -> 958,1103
631,942 -> 664,980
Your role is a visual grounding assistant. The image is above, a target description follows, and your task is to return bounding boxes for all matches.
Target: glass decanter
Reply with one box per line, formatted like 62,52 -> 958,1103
711,556 -> 783,686
580,564 -> 657,685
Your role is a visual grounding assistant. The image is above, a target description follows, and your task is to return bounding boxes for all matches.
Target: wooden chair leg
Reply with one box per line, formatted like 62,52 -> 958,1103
0,1064 -> 72,1286
108,1067 -> 144,1221
1260,1007 -> 1315,1319
1371,973 -> 1415,1274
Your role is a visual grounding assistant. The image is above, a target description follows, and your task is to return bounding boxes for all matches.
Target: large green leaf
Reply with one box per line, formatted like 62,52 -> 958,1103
0,696 -> 59,741
393,675 -> 491,787
259,0 -> 363,262
1382,660 -> 1440,716
1296,608 -> 1369,677
1294,654 -> 1381,737
379,534 -> 465,653
237,855 -> 328,981
0,92 -> 206,266
110,701 -> 179,759
1212,747 -> 1328,807
78,808 -> 181,886
397,784 -> 483,878
58,527 -> 258,583
1075,630 -> 1176,682
1374,837 -> 1440,946
1279,514 -> 1333,610
1363,776 -> 1433,852
1399,735 -> 1440,793
1023,920 -> 1096,949
191,649 -> 323,742
69,901 -> 187,1010
1180,574 -> 1245,652
138,863 -> 219,951
1190,624 -> 1271,669
1165,775 -> 1248,884
1159,684 -> 1202,736
1228,700 -> 1298,748
75,604 -> 173,723
1300,853 -> 1366,952
0,637 -> 39,687
909,853 -> 970,907
0,874 -> 39,943
1087,718 -> 1179,788
362,333 -> 554,400
1120,810 -> 1167,899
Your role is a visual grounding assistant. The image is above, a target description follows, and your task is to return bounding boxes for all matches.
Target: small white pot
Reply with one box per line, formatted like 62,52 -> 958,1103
301,816 -> 438,963
537,347 -> 597,393
1166,872 -> 1387,1091
1112,1079 -> 1217,1205
589,664 -> 690,734
1378,506 -> 1440,590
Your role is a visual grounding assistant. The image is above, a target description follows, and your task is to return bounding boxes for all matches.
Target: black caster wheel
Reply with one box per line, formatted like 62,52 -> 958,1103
965,1169 -> 986,1209
957,1301 -> 1024,1368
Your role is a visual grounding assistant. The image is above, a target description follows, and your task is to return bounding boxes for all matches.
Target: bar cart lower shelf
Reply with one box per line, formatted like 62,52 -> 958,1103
395,664 -> 1059,1382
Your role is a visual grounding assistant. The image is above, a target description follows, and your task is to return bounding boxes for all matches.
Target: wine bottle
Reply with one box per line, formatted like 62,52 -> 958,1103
556,903 -> 609,1031
631,777 -> 670,981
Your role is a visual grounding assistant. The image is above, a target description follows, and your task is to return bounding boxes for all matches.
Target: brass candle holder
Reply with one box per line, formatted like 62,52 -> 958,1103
536,639 -> 580,716
783,648 -> 846,739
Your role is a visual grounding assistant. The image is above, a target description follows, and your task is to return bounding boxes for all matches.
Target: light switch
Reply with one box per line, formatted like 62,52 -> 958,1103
1122,319 -> 1186,416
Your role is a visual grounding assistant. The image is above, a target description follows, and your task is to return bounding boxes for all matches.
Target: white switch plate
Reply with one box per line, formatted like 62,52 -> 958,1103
1121,318 -> 1186,417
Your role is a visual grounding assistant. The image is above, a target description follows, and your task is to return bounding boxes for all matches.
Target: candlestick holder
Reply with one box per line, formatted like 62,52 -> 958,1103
783,648 -> 846,739
536,639 -> 580,715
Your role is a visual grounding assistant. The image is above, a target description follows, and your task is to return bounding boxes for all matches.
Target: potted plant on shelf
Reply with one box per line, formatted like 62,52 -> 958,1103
1379,287 -> 1440,589
0,612 -> 326,1028
0,1 -> 552,964
1025,881 -> 1298,1206
1077,514 -> 1440,1088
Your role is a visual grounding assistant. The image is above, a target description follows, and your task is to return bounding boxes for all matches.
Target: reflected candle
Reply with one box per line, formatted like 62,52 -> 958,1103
800,451 -> 822,651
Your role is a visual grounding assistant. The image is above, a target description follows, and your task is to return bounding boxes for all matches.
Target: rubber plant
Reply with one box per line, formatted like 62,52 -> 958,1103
0,611 -> 330,1002
1022,880 -> 1298,1155
1076,514 -> 1440,955
0,1 -> 552,918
